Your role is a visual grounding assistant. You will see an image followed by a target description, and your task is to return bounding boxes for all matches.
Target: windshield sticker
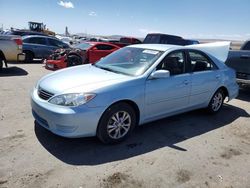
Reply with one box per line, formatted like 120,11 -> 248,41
142,50 -> 159,55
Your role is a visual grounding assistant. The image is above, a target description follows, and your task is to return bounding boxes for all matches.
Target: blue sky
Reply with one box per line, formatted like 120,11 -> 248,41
0,0 -> 250,40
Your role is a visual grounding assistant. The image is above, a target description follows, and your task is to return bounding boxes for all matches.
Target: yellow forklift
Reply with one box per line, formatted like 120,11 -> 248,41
28,21 -> 55,36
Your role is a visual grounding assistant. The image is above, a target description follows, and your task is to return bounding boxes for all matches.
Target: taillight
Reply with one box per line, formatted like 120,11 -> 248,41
13,38 -> 23,50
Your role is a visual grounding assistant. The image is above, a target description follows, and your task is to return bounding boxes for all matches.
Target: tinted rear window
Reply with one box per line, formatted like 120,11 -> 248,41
241,41 -> 250,50
143,35 -> 160,44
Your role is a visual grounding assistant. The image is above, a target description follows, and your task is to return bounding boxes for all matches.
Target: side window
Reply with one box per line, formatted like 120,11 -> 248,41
188,51 -> 215,72
157,51 -> 185,75
28,37 -> 46,45
95,44 -> 115,50
48,39 -> 64,47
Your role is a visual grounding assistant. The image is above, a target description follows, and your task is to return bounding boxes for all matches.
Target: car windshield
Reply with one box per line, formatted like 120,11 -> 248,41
75,43 -> 93,50
94,47 -> 163,76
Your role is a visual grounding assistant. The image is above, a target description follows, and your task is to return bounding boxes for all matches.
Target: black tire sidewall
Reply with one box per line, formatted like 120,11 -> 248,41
25,51 -> 33,63
0,57 -> 3,71
207,89 -> 224,114
67,55 -> 82,67
97,103 -> 136,144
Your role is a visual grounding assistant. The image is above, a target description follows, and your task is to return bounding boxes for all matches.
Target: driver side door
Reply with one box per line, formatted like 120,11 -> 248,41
145,50 -> 191,121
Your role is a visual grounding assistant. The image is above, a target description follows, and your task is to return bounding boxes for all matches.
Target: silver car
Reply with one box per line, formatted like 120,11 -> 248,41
31,43 -> 239,143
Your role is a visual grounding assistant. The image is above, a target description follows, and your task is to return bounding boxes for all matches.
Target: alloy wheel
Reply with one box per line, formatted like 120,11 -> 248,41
107,111 -> 131,139
211,92 -> 223,112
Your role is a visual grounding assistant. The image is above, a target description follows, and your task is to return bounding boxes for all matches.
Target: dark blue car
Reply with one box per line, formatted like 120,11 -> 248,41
22,35 -> 70,62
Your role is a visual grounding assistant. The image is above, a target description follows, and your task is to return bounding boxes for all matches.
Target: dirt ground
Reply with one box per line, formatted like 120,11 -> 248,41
0,62 -> 250,188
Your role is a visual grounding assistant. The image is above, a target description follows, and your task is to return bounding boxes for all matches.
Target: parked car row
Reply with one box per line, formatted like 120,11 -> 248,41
1,31 -> 249,87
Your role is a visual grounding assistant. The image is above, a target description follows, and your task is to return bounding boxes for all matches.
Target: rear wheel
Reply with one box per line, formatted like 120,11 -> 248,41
97,103 -> 136,144
67,55 -> 82,67
0,56 -> 3,71
207,89 -> 225,113
24,51 -> 34,63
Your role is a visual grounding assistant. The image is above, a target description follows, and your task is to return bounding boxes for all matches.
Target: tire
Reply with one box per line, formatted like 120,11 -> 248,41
24,51 -> 34,63
97,102 -> 136,144
207,89 -> 225,114
0,57 -> 3,71
67,55 -> 82,67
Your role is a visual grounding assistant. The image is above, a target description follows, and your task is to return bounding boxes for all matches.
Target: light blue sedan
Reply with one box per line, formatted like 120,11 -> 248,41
31,43 -> 239,143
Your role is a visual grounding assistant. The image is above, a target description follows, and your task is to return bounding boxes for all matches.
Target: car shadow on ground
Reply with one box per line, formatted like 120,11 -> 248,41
0,66 -> 28,77
35,104 -> 250,166
237,85 -> 250,102
8,59 -> 43,64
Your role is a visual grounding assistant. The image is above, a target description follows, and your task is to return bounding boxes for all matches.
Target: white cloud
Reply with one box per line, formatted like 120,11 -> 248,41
58,1 -> 74,8
89,11 -> 97,17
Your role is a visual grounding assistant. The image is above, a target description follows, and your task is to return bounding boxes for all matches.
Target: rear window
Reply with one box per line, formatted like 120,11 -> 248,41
241,41 -> 250,50
143,35 -> 160,44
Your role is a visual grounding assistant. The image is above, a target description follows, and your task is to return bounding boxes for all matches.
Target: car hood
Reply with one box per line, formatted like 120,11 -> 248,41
38,64 -> 132,94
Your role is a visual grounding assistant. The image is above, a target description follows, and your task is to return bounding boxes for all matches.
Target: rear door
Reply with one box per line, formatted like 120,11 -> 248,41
187,50 -> 221,107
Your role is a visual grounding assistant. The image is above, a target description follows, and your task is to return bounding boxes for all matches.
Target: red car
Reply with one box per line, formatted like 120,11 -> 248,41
45,42 -> 120,70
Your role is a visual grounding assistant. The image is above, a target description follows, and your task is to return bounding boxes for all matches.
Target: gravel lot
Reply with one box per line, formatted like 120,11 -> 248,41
0,62 -> 250,188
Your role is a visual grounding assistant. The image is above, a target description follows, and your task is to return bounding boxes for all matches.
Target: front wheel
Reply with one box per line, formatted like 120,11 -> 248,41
207,89 -> 225,113
0,56 -> 3,71
67,55 -> 82,67
24,51 -> 34,63
97,103 -> 136,144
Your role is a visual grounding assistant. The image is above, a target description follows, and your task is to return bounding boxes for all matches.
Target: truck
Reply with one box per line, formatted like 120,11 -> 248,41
226,40 -> 250,85
0,35 -> 25,70
143,33 -> 199,45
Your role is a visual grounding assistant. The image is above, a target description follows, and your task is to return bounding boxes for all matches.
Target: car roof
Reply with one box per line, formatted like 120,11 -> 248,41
22,35 -> 57,39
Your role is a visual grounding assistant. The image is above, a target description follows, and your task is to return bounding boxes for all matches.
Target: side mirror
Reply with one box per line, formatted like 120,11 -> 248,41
150,70 -> 170,79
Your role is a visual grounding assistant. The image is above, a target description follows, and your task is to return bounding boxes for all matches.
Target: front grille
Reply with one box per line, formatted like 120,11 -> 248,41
38,87 -> 54,100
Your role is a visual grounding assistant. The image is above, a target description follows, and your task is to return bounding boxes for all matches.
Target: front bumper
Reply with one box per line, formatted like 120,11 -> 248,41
18,53 -> 25,61
31,88 -> 105,138
45,59 -> 67,70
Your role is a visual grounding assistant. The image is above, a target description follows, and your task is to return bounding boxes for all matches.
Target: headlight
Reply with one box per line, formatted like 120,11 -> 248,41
49,93 -> 96,106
